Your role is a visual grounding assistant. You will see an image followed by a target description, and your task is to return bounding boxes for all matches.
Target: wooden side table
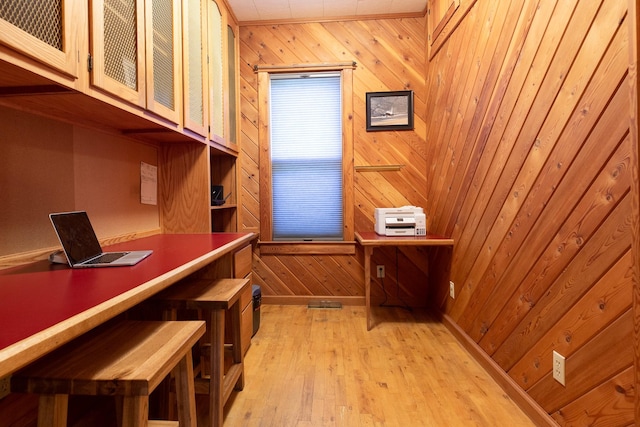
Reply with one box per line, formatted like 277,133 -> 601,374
355,231 -> 454,330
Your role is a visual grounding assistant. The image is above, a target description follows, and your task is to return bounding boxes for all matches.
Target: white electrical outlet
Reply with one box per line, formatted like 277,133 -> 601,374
376,265 -> 385,278
449,281 -> 455,299
553,350 -> 565,386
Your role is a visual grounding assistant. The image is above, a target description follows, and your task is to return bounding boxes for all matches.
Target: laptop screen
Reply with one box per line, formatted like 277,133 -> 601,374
50,211 -> 103,265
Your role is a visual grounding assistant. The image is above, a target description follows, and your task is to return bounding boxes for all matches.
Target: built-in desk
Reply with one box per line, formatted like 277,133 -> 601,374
0,233 -> 255,378
355,231 -> 454,330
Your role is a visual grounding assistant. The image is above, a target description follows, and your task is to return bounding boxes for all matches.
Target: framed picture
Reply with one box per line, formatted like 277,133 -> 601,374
366,90 -> 414,131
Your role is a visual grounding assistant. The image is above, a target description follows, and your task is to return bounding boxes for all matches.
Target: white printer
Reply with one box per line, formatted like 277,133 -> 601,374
374,206 -> 427,236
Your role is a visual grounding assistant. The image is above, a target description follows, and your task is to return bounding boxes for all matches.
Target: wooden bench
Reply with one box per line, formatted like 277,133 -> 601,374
11,320 -> 205,427
155,277 -> 250,427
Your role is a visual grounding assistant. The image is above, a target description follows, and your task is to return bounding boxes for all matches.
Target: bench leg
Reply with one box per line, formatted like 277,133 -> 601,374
174,350 -> 197,427
122,395 -> 148,427
230,302 -> 244,390
210,308 -> 225,427
38,394 -> 68,427
159,307 -> 178,421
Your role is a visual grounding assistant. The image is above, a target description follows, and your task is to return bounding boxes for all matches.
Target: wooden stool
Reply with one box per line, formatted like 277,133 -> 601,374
155,278 -> 250,427
11,320 -> 205,427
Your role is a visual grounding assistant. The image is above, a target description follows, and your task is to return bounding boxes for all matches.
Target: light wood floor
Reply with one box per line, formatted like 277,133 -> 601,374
219,304 -> 536,427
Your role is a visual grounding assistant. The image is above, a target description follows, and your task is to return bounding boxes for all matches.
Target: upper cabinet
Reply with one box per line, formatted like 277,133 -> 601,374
90,0 -> 146,106
0,0 -> 240,153
87,0 -> 237,142
208,0 -> 239,151
208,0 -> 225,143
0,0 -> 80,79
182,0 -> 208,137
0,0 -> 242,238
144,0 -> 182,124
89,0 -> 183,124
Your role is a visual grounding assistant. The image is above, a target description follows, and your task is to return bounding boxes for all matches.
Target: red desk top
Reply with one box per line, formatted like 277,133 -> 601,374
0,232 -> 255,376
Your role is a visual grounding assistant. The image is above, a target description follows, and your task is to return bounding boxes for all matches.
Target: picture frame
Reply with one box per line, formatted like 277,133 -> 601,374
366,90 -> 414,131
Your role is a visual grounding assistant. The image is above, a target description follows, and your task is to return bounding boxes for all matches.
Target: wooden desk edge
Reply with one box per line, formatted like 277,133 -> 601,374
354,231 -> 454,246
0,232 -> 256,377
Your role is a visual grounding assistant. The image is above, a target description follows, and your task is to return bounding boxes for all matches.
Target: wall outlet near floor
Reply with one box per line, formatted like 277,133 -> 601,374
449,281 -> 455,299
0,375 -> 9,400
376,265 -> 385,278
553,350 -> 565,386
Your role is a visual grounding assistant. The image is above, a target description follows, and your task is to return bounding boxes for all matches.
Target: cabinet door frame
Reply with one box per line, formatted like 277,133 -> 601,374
144,0 -> 182,124
0,0 -> 80,78
182,0 -> 209,137
89,0 -> 146,107
207,0 -> 225,145
206,0 -> 239,152
224,21 -> 239,152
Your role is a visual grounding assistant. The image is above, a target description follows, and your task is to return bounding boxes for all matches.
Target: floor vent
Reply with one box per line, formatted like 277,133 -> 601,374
308,301 -> 342,309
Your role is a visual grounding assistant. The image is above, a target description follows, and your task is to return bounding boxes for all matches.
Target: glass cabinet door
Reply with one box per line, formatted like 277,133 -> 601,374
207,0 -> 224,142
182,0 -> 207,136
226,24 -> 237,147
145,0 -> 182,124
0,0 -> 79,78
90,0 -> 146,107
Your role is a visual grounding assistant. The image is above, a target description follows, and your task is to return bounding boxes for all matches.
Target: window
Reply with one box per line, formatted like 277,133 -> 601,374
256,63 -> 355,250
270,73 -> 342,240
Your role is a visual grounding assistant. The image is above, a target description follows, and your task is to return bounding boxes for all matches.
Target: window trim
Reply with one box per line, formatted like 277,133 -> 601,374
256,63 -> 355,253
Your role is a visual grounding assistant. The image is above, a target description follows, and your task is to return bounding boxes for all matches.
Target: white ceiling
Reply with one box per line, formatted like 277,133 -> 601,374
226,0 -> 428,22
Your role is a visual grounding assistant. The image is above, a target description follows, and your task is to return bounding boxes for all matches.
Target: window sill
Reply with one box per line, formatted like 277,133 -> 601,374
258,241 -> 356,255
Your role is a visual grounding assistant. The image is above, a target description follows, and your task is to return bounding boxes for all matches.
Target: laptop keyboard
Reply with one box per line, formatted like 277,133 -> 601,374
84,252 -> 128,264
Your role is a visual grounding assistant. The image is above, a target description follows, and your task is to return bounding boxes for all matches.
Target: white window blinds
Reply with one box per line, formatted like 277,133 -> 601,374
270,73 -> 343,241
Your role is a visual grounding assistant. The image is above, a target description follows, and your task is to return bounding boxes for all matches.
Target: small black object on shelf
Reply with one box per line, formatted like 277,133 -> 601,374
211,185 -> 231,206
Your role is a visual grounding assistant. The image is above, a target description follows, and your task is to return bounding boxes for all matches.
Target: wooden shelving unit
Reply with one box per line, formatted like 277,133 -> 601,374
0,0 -> 241,255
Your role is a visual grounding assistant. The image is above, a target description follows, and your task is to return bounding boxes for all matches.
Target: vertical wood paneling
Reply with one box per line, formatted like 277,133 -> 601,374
159,142 -> 210,233
627,0 -> 640,422
631,0 -> 640,419
426,0 -> 633,424
240,18 -> 429,306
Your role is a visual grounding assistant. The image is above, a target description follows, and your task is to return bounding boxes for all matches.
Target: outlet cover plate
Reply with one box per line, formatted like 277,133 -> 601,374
553,350 -> 565,386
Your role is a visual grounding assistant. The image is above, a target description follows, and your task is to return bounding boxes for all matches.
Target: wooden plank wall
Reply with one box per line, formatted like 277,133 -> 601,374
0,106 -> 161,261
239,18 -> 431,305
631,0 -> 640,422
425,0 -> 634,424
238,0 -> 635,423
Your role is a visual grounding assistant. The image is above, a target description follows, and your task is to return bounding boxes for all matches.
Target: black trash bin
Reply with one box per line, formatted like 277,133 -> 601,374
252,284 -> 261,337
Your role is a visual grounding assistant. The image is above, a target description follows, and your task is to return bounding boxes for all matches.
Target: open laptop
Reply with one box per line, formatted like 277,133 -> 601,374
49,211 -> 153,268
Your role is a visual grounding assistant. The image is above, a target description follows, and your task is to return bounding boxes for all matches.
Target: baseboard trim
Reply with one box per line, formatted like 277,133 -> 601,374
441,313 -> 558,427
262,295 -> 365,306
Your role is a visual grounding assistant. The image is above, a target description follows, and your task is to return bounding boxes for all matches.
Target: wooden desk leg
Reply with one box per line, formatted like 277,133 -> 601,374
230,302 -> 245,390
364,246 -> 373,331
210,309 -> 225,427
